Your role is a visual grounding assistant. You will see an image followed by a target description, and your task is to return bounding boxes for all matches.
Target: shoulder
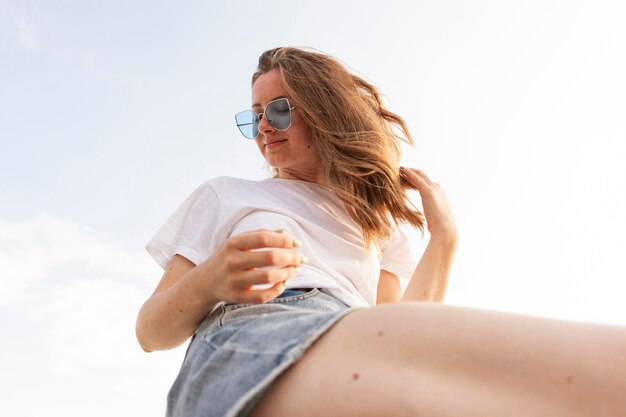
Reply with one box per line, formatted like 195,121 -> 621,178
197,177 -> 332,206
197,177 -> 286,203
206,176 -> 316,192
202,176 -> 242,188
202,176 -> 268,193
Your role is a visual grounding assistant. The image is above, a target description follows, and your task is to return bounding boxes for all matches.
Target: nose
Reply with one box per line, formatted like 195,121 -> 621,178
257,112 -> 275,136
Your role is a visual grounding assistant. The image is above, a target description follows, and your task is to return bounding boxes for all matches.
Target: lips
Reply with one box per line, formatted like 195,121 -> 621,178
265,139 -> 288,148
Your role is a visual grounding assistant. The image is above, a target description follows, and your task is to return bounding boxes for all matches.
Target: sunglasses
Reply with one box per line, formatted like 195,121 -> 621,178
235,97 -> 296,139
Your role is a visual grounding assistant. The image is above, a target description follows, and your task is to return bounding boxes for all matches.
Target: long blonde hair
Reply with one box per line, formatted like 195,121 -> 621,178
252,47 -> 425,249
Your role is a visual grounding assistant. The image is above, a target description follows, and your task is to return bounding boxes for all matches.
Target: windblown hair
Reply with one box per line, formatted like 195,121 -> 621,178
253,47 -> 425,249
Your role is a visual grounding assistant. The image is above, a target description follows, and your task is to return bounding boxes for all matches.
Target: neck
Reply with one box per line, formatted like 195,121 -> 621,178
275,168 -> 326,186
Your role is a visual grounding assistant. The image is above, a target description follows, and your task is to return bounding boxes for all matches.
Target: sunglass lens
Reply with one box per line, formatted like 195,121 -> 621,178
235,110 -> 258,139
265,98 -> 292,130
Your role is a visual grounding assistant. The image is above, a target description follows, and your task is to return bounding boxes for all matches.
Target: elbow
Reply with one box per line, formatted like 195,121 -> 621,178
136,326 -> 155,353
135,308 -> 155,353
135,325 -> 152,353
141,345 -> 154,353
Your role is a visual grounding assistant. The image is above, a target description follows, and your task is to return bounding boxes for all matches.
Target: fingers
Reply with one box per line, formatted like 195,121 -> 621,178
229,265 -> 302,305
239,248 -> 306,270
234,265 -> 302,289
225,228 -> 306,270
218,229 -> 308,305
400,167 -> 434,185
400,167 -> 442,194
400,167 -> 457,236
235,279 -> 292,304
228,229 -> 302,251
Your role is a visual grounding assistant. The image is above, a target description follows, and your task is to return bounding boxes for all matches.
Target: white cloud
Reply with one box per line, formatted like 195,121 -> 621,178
15,15 -> 40,50
0,1 -> 43,51
0,214 -> 185,416
0,214 -> 152,305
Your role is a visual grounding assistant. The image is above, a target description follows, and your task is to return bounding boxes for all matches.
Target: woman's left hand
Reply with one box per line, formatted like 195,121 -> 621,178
400,167 -> 457,239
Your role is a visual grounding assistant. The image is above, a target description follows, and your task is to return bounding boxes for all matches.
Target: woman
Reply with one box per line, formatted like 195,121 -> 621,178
136,47 -> 626,417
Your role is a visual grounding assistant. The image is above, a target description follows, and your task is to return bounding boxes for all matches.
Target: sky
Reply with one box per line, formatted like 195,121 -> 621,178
1,0 -> 625,415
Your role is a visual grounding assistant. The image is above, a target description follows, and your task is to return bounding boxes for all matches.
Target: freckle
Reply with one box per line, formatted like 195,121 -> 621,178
307,145 -> 311,148
167,301 -> 172,305
378,330 -> 383,336
565,376 -> 573,384
169,267 -> 173,271
352,373 -> 359,380
179,309 -> 183,313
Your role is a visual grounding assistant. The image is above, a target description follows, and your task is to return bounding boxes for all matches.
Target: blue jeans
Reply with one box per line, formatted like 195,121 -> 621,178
166,288 -> 359,417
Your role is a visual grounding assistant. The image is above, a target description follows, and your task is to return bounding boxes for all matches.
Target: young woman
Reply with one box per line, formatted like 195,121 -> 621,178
136,47 -> 626,417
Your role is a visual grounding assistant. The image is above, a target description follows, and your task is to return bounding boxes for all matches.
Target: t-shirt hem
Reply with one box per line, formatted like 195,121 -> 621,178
146,238 -> 207,269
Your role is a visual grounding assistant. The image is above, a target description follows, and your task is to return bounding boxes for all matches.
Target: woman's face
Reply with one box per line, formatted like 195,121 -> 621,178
251,68 -> 322,182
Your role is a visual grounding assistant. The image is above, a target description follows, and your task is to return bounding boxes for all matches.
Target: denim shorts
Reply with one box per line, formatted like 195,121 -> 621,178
166,288 -> 361,417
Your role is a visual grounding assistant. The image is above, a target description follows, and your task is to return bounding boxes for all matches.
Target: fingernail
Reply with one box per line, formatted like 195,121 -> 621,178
294,266 -> 302,274
293,238 -> 302,247
274,228 -> 287,234
300,255 -> 309,264
284,278 -> 290,286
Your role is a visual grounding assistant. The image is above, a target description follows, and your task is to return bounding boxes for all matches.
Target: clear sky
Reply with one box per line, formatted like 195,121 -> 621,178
1,1 -> 625,415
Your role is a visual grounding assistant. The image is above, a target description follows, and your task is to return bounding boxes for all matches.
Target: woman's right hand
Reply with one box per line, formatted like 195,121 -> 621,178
137,228 -> 304,352
200,228 -> 305,305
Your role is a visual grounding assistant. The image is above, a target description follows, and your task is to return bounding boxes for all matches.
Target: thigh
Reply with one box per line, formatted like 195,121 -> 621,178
249,304 -> 421,417
249,302 -> 626,417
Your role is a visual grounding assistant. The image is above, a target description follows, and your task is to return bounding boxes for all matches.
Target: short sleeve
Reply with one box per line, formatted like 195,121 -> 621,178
146,182 -> 221,269
379,223 -> 420,280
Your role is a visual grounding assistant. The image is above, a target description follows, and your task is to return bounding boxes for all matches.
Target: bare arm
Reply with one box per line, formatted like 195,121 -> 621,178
376,269 -> 403,304
400,233 -> 457,302
398,167 -> 458,303
135,254 -> 220,352
135,229 -> 303,352
376,234 -> 457,304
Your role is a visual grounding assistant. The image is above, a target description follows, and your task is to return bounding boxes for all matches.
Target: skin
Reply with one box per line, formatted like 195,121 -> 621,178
248,69 -> 626,416
252,68 -> 324,184
136,68 -> 626,416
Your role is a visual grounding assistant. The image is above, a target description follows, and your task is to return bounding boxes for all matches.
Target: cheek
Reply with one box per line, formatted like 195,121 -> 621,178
291,113 -> 311,136
293,119 -> 314,148
303,130 -> 315,150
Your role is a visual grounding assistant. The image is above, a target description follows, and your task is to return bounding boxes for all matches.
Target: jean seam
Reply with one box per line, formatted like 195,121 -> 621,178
217,303 -> 226,328
223,288 -> 320,312
270,288 -> 320,304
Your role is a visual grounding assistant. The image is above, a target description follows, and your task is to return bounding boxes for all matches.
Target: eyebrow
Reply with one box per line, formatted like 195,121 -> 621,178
251,96 -> 288,109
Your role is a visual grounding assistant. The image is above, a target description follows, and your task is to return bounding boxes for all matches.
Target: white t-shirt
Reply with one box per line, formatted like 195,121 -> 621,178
146,176 -> 419,311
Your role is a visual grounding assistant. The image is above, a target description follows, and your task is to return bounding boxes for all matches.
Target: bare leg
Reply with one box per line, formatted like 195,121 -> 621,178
249,302 -> 626,417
